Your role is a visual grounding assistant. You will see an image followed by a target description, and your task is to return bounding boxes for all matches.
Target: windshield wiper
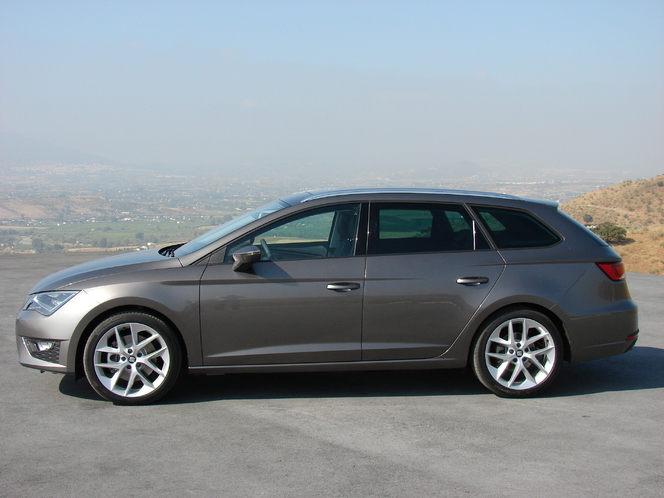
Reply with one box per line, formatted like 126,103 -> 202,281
159,243 -> 184,257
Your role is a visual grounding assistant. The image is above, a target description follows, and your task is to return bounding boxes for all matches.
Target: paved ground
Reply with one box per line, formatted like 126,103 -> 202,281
1,252 -> 662,497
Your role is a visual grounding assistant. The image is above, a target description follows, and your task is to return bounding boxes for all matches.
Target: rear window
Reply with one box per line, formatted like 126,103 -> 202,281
473,206 -> 561,249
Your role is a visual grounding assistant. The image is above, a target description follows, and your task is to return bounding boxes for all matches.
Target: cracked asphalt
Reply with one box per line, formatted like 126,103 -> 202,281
1,252 -> 662,497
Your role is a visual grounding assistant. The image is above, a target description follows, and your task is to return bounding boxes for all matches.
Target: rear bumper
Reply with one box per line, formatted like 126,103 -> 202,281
552,264 -> 639,363
562,307 -> 639,363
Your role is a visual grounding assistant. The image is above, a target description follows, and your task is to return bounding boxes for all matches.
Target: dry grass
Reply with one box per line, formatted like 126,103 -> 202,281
562,175 -> 664,229
562,174 -> 664,275
613,226 -> 664,275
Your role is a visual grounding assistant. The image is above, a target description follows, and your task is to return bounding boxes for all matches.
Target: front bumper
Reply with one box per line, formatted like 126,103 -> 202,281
16,290 -> 101,374
17,337 -> 70,373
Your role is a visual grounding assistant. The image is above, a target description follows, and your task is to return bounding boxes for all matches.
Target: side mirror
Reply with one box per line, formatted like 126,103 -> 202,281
231,245 -> 261,272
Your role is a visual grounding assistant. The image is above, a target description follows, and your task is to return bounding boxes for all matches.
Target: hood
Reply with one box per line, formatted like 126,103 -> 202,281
28,248 -> 183,293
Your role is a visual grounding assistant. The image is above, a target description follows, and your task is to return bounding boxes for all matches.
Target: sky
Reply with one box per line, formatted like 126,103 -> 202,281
1,0 -> 663,178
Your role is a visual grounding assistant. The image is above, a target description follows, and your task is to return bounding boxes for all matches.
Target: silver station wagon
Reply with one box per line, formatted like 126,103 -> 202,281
16,189 -> 639,404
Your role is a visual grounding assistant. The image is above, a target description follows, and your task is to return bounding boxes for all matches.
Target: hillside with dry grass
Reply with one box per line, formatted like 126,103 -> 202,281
561,174 -> 664,275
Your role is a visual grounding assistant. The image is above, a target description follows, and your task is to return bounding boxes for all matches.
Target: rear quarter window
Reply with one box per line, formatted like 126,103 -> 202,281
473,206 -> 561,249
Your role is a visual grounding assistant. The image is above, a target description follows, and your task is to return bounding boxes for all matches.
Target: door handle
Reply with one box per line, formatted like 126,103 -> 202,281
327,282 -> 361,292
456,276 -> 489,286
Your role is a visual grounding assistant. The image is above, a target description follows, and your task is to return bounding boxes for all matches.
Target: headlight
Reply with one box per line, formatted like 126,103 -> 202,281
22,291 -> 79,316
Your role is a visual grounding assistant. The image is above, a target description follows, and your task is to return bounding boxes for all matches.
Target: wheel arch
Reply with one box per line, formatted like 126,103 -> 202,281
466,302 -> 571,367
74,305 -> 189,380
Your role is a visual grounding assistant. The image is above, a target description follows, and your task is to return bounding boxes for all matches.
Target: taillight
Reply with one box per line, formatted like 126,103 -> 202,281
597,262 -> 625,281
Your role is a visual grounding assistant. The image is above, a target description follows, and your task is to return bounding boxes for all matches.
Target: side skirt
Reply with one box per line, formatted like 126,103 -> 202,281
189,357 -> 466,375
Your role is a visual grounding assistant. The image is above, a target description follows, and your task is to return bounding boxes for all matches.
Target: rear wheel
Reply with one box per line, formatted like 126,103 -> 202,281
472,310 -> 562,398
83,312 -> 181,405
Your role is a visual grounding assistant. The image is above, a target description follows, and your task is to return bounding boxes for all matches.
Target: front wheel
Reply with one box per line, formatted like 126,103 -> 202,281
471,310 -> 563,398
83,312 -> 182,405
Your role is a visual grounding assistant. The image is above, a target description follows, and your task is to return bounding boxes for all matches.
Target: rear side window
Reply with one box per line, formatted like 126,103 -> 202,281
473,206 -> 561,249
369,203 -> 489,255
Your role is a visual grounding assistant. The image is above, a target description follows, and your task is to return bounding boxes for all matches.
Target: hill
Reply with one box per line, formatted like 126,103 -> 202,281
562,175 -> 664,229
562,174 -> 664,275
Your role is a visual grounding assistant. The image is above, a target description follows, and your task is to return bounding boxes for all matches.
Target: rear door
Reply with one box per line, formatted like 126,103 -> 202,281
362,202 -> 505,361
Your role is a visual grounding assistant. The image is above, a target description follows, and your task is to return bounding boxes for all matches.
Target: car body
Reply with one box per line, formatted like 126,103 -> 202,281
16,188 -> 639,404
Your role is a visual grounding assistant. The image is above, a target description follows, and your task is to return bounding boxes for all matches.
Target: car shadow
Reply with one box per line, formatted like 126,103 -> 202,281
168,368 -> 487,404
59,368 -> 486,404
59,346 -> 664,405
544,346 -> 664,398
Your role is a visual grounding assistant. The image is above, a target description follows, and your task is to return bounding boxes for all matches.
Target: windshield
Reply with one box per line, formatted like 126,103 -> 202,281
173,199 -> 290,257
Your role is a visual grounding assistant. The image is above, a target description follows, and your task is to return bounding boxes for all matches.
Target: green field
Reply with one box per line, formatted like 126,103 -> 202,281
0,218 -> 221,252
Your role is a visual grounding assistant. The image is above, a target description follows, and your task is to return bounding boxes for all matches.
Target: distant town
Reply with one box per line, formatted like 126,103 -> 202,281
0,162 -> 631,253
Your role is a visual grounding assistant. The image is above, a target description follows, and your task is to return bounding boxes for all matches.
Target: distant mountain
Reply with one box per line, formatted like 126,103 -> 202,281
562,174 -> 664,229
0,132 -> 115,167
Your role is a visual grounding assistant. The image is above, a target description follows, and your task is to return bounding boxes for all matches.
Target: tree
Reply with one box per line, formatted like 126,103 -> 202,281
32,238 -> 45,253
591,222 -> 627,243
583,214 -> 593,224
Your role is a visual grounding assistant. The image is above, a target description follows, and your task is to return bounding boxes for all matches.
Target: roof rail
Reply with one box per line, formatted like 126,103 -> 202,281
302,188 -> 521,202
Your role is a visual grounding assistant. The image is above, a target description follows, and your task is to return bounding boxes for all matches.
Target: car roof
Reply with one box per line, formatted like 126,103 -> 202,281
292,188 -> 558,208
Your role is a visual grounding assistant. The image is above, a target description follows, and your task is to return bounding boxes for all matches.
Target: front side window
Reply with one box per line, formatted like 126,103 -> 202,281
369,203 -> 488,255
225,204 -> 361,262
473,206 -> 561,249
175,199 -> 289,257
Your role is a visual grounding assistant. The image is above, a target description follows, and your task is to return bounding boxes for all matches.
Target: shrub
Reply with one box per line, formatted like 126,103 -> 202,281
591,222 -> 627,243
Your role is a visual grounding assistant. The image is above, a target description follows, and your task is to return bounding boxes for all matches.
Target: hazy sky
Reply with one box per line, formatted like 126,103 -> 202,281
1,1 -> 663,177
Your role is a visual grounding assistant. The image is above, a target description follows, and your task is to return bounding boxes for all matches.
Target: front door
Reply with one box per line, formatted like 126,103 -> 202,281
199,203 -> 365,365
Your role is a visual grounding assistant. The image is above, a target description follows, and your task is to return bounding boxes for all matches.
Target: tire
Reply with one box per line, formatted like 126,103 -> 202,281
471,309 -> 563,398
83,312 -> 182,405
